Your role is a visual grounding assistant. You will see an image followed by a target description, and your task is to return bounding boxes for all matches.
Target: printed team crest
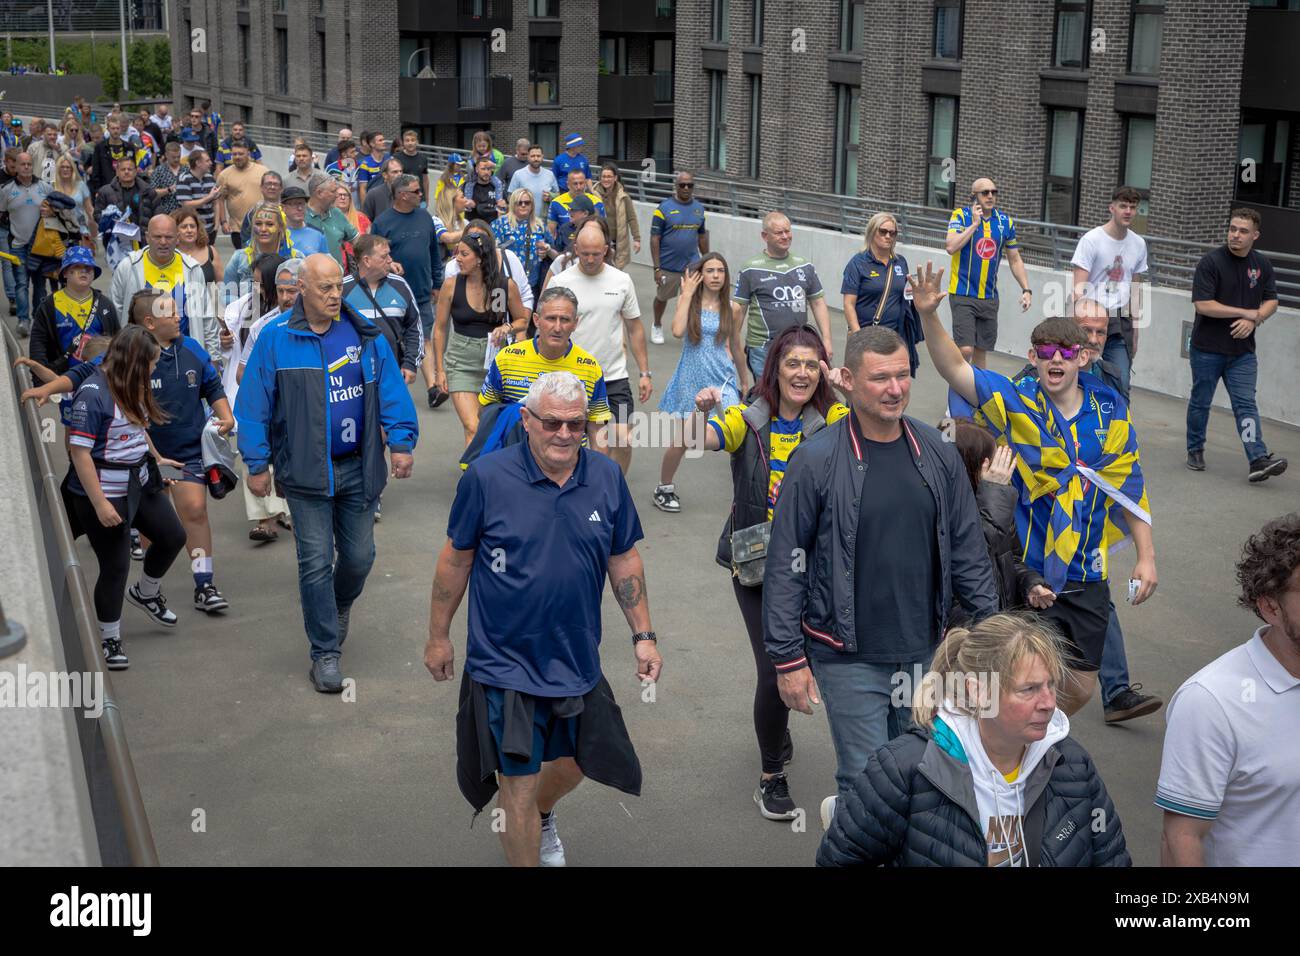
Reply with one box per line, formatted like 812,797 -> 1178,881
894,264 -> 905,276
345,345 -> 362,364
185,369 -> 197,386
796,268 -> 806,282
975,237 -> 997,259
1248,267 -> 1260,288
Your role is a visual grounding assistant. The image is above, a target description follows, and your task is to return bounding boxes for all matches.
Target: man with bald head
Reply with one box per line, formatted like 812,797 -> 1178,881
0,150 -> 52,334
235,253 -> 419,694
111,212 -> 222,357
944,176 -> 1033,367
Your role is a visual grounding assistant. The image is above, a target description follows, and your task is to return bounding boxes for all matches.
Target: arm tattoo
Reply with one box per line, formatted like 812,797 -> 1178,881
613,573 -> 645,611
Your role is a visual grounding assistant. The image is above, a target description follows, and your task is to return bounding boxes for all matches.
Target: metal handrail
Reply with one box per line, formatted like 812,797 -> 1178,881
3,324 -> 159,867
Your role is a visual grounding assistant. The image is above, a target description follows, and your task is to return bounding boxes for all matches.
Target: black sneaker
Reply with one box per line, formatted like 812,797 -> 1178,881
1186,449 -> 1205,472
126,583 -> 178,628
8,302 -> 16,316
129,529 -> 144,561
310,654 -> 345,693
102,639 -> 129,670
781,729 -> 794,767
754,773 -> 798,821
1248,454 -> 1288,483
194,583 -> 230,613
1104,684 -> 1163,724
652,483 -> 681,513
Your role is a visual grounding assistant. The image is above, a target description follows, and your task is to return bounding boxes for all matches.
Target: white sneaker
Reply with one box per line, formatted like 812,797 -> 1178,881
820,795 -> 838,833
540,811 -> 566,867
650,324 -> 664,345
652,483 -> 681,513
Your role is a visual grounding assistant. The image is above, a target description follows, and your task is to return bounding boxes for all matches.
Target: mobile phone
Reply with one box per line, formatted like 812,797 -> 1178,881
159,463 -> 186,482
1126,578 -> 1141,604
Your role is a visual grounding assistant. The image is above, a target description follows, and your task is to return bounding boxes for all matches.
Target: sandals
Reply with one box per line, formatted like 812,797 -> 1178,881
248,524 -> 279,542
275,514 -> 293,532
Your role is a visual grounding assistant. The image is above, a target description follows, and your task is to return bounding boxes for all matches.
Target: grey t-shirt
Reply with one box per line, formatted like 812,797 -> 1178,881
0,177 -> 53,244
732,251 -> 826,349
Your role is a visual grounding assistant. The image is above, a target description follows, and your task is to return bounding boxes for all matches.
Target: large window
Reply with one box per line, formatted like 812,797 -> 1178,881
840,0 -> 865,53
1129,3 -> 1163,75
711,0 -> 729,43
530,37 -> 560,105
748,76 -> 762,179
934,0 -> 963,59
1237,112 -> 1294,207
598,121 -> 627,160
1053,1 -> 1090,69
833,84 -> 861,194
317,31 -> 327,99
1121,115 -> 1154,232
529,122 -> 559,158
651,121 -> 673,172
183,14 -> 193,78
275,28 -> 289,95
599,37 -> 626,75
752,0 -> 764,45
928,96 -> 958,208
1044,109 -> 1084,224
707,71 -> 727,171
238,25 -> 250,88
529,0 -> 559,15
653,40 -> 674,101
272,111 -> 292,130
461,36 -> 491,108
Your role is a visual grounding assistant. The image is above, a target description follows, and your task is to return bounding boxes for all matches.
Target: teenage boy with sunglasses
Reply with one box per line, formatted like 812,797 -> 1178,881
912,262 -> 1157,718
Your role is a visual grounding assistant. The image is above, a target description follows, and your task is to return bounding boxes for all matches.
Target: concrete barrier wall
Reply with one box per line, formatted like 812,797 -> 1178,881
627,203 -> 1300,427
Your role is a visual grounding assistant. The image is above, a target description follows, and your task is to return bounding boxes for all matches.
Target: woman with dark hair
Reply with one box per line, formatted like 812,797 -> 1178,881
63,324 -> 188,670
687,324 -> 849,821
652,251 -> 743,513
433,229 -> 530,445
592,162 -> 641,270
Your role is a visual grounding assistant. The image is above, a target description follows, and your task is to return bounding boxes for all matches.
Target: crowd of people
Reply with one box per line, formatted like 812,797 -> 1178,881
6,105 -> 1298,871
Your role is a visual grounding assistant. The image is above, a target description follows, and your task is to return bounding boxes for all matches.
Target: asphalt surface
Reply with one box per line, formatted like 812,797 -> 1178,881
29,262 -> 1299,866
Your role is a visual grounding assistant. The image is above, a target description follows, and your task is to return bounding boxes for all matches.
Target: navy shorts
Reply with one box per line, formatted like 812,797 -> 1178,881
483,685 -> 578,777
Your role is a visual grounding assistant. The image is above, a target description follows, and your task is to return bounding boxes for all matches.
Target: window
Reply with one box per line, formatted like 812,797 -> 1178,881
317,32 -> 327,99
599,37 -> 626,75
752,0 -> 764,45
1120,115 -> 1154,232
275,28 -> 289,95
238,25 -> 250,88
529,0 -> 560,15
274,0 -> 286,11
651,121 -> 673,171
833,85 -> 860,194
460,36 -> 490,108
183,15 -> 193,77
529,122 -> 559,158
272,111 -> 292,130
707,71 -> 727,170
400,34 -> 437,77
1236,111 -> 1294,207
1053,1 -> 1090,69
840,0 -> 865,52
711,0 -> 729,43
530,37 -> 560,104
598,121 -> 627,160
927,96 -> 958,208
653,40 -> 674,101
315,119 -> 331,134
1043,109 -> 1084,224
1249,1 -> 1300,8
1128,3 -> 1163,75
748,76 -> 762,179
934,0 -> 963,59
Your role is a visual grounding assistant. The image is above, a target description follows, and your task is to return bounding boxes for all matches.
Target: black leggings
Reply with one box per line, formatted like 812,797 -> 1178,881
71,490 -> 186,624
733,577 -> 791,775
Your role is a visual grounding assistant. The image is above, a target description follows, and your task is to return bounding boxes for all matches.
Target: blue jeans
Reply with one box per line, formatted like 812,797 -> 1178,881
1098,599 -> 1130,705
1186,346 -> 1267,463
284,455 -> 377,660
1102,333 -> 1131,397
809,643 -> 929,801
0,226 -> 16,302
8,241 -> 32,325
745,342 -> 769,382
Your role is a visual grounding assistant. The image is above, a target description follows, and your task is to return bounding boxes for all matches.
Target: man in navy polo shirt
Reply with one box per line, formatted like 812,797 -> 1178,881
425,371 -> 663,867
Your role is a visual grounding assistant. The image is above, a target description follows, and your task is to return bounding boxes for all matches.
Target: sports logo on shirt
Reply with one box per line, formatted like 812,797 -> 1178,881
975,237 -> 997,260
1248,267 -> 1260,289
185,369 -> 197,387
346,345 -> 362,364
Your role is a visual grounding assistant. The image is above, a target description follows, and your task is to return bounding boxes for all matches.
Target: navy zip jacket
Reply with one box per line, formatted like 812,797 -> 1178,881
234,296 -> 418,500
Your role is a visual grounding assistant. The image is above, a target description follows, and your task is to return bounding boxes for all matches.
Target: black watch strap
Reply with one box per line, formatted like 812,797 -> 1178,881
632,630 -> 657,645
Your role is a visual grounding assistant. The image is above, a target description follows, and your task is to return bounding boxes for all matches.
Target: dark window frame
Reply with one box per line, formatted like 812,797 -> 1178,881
1127,2 -> 1164,76
528,0 -> 560,16
711,0 -> 730,43
529,122 -> 560,158
840,0 -> 865,53
933,0 -> 964,60
832,84 -> 860,194
1235,109 -> 1294,208
529,36 -> 561,105
707,71 -> 728,171
274,27 -> 289,95
317,31 -> 328,100
1118,113 -> 1155,231
752,0 -> 764,45
1052,0 -> 1093,70
927,95 -> 959,209
1043,107 -> 1085,225
748,74 -> 762,179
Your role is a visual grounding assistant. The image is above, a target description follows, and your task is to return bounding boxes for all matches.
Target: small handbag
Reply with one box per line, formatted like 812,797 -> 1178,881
730,518 -> 772,587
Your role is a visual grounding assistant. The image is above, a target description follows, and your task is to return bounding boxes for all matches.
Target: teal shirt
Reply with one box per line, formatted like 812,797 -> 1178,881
305,205 -> 358,266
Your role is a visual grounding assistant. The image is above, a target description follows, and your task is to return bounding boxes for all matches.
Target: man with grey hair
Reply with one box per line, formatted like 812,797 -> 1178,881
427,368 -> 661,867
305,171 -> 358,267
731,210 -> 832,389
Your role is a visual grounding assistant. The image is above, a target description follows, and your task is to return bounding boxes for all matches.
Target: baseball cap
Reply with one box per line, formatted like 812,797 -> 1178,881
280,186 -> 309,202
570,194 -> 596,215
564,133 -> 584,149
60,244 -> 102,279
447,152 -> 464,165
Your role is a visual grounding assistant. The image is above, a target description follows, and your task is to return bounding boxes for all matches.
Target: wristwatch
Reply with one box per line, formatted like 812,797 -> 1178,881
639,371 -> 653,379
632,631 -> 657,645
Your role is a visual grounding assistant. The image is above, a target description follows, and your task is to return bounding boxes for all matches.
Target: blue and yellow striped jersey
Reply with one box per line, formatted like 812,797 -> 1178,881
480,337 -> 612,424
948,207 -> 1018,299
964,367 -> 1150,587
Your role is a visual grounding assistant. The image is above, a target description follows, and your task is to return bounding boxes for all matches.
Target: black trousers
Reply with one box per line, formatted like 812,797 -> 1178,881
733,577 -> 791,774
70,489 -> 186,625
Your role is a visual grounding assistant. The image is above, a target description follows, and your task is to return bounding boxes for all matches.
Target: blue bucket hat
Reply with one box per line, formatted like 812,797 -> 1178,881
447,152 -> 465,165
60,244 -> 102,279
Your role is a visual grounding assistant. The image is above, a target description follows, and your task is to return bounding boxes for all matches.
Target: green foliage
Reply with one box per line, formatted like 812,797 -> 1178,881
4,36 -> 172,100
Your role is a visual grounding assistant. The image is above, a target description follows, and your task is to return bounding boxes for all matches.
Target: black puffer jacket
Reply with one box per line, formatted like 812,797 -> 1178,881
948,481 -> 1045,628
817,726 -> 1130,867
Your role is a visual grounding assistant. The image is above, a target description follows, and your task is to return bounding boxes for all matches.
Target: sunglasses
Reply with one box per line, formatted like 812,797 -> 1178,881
978,189 -> 999,197
877,228 -> 898,238
516,199 -> 533,205
535,416 -> 586,434
677,182 -> 695,189
1034,344 -> 1082,361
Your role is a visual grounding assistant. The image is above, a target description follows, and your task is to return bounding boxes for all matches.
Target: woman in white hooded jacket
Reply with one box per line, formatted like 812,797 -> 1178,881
817,612 -> 1130,867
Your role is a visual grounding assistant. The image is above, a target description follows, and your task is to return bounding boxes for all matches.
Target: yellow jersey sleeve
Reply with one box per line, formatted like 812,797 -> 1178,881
709,403 -> 748,454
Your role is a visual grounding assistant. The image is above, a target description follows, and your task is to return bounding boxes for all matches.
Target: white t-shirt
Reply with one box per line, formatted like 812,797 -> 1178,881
443,248 -> 534,310
1069,225 -> 1148,311
1155,627 -> 1300,866
550,264 -> 641,382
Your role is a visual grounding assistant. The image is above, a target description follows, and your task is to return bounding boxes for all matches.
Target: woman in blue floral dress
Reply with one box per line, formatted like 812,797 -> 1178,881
654,252 -> 743,513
